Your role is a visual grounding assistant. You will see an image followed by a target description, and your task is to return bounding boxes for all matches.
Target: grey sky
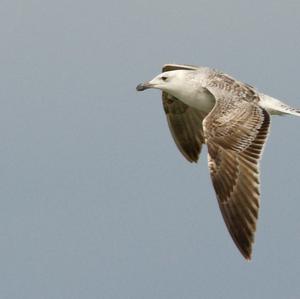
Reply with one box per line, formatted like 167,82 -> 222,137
0,0 -> 299,298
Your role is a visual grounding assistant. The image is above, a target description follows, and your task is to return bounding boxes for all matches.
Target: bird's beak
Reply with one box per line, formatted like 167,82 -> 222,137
136,82 -> 154,91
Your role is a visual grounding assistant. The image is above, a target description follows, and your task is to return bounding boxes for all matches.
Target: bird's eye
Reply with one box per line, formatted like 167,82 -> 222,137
161,76 -> 167,81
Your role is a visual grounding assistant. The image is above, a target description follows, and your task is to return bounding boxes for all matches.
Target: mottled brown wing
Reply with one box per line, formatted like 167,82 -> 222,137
162,64 -> 207,162
162,92 -> 207,162
203,99 -> 270,259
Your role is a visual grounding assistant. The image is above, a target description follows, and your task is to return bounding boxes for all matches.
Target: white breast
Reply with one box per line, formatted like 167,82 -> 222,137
172,87 -> 216,113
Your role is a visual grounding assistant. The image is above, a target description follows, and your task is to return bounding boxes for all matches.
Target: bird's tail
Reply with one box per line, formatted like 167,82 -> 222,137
259,94 -> 300,116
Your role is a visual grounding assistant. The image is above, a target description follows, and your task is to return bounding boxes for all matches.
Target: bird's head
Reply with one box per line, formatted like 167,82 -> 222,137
136,70 -> 193,96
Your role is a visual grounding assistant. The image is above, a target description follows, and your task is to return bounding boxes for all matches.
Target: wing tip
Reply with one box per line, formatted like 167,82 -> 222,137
241,250 -> 252,261
162,63 -> 199,72
236,242 -> 253,261
233,237 -> 254,261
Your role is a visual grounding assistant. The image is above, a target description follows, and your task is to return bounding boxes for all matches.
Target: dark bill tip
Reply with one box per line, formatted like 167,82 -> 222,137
136,82 -> 151,91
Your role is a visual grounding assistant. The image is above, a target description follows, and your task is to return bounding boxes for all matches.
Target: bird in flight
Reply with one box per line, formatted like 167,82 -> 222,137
136,64 -> 300,260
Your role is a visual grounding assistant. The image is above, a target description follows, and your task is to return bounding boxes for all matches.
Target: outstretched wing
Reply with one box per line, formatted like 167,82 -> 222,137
203,98 -> 270,259
162,64 -> 208,162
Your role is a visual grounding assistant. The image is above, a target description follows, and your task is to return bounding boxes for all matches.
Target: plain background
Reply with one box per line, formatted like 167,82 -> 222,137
0,0 -> 299,298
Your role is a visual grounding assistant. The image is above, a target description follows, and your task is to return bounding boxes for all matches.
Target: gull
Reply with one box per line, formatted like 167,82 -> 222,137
136,64 -> 300,260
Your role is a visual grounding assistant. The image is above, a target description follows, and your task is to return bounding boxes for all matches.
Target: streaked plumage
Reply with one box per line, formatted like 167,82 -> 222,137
136,64 -> 300,259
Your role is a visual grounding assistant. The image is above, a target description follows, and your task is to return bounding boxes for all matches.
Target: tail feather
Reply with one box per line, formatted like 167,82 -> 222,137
259,94 -> 300,116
